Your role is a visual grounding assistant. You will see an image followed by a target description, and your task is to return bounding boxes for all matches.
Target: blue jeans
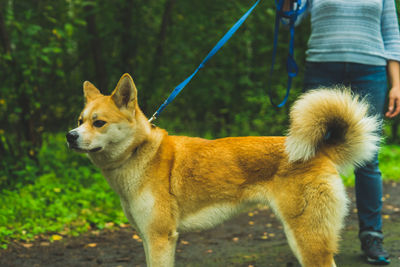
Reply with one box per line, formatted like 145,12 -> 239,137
303,61 -> 388,233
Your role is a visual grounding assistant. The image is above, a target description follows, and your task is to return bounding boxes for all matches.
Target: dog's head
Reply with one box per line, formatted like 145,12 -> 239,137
66,73 -> 147,159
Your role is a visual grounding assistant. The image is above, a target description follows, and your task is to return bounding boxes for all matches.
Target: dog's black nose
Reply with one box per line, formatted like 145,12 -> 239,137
66,131 -> 79,143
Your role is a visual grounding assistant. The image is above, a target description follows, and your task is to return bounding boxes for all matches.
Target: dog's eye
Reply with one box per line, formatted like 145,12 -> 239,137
93,120 -> 107,128
78,119 -> 83,126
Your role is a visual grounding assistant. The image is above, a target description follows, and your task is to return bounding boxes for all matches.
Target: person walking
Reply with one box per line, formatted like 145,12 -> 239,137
283,0 -> 400,265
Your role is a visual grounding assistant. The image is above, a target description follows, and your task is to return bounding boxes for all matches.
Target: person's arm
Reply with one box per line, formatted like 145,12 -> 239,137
385,60 -> 400,118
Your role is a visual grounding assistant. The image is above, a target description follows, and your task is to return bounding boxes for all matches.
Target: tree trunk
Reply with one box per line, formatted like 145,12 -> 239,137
0,7 -> 11,54
119,0 -> 137,73
0,4 -> 40,159
85,3 -> 107,90
145,0 -> 176,97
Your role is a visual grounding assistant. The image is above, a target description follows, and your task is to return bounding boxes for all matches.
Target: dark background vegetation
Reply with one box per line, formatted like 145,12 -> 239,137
1,0 -> 399,179
0,0 -> 399,247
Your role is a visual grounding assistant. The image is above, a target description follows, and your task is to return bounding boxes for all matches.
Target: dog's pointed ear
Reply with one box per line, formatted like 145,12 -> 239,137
83,81 -> 101,102
111,73 -> 138,110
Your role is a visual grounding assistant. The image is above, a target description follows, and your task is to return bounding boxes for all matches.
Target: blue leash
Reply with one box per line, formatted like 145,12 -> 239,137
149,0 -> 261,122
268,0 -> 307,107
149,0 -> 307,122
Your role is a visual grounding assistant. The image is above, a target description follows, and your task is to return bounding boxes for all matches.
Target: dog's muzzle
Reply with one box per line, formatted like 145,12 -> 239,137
66,130 -> 102,152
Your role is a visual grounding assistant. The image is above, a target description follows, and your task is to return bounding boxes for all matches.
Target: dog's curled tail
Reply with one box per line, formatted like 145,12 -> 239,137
285,88 -> 380,171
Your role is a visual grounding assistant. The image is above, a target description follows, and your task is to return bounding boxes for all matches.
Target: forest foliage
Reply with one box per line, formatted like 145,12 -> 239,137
0,0 -> 399,186
1,0 -> 400,247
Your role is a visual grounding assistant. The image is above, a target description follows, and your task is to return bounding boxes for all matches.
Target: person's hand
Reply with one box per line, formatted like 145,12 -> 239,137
283,0 -> 291,11
385,86 -> 400,118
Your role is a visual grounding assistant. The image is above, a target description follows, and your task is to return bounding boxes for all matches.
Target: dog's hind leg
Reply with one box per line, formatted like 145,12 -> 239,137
281,220 -> 338,267
272,175 -> 348,267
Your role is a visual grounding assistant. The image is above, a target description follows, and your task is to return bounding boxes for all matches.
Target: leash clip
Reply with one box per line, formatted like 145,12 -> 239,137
149,112 -> 157,123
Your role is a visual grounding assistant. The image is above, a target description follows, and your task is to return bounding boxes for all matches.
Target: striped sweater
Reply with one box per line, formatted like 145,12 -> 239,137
297,0 -> 400,65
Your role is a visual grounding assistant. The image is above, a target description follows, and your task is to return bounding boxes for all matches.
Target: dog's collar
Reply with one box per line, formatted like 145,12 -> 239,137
100,140 -> 147,172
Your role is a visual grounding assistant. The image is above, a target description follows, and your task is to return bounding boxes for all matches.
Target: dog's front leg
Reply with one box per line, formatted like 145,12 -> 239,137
143,228 -> 179,267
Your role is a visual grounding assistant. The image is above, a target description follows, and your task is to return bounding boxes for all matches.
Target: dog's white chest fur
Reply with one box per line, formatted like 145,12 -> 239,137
102,166 -> 153,232
120,188 -> 155,233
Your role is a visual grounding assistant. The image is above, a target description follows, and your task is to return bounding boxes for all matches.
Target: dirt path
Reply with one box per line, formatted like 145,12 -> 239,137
1,182 -> 399,267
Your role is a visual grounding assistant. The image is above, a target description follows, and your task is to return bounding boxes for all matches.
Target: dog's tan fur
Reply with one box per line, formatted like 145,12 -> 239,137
67,74 -> 380,267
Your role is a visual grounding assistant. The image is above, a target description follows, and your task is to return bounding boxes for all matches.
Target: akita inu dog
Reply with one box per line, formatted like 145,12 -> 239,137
67,73 -> 379,267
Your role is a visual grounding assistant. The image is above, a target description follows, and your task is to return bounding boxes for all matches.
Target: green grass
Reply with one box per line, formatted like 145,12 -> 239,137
0,134 -> 127,248
378,145 -> 400,181
0,134 -> 399,248
341,144 -> 400,186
